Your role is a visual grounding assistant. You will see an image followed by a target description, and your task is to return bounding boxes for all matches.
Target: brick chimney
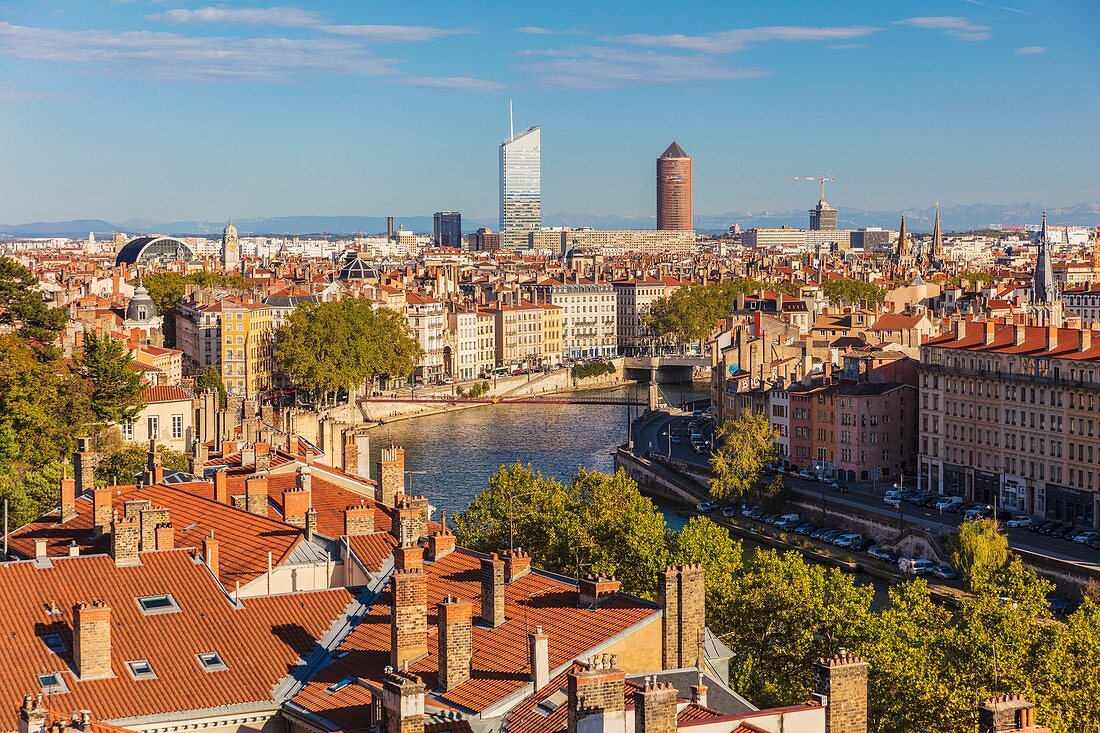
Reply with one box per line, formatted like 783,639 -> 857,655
529,626 -> 550,691
255,441 -> 271,472
18,694 -> 47,733
73,600 -> 112,680
1080,329 -> 1092,352
1046,325 -> 1058,351
123,499 -> 150,519
503,549 -> 532,583
139,506 -> 170,551
983,320 -> 996,345
567,656 -> 626,733
245,474 -> 269,517
814,650 -> 869,733
579,574 -> 621,608
282,467 -> 312,528
344,502 -> 375,536
145,439 -> 164,485
342,429 -> 359,476
213,469 -> 229,504
391,542 -> 428,669
154,523 -> 174,550
59,477 -> 77,523
658,564 -> 706,670
427,512 -> 456,561
305,507 -> 318,542
1014,324 -> 1027,346
111,514 -> 140,566
393,495 -> 425,545
380,668 -> 425,733
480,553 -> 505,628
437,595 -> 474,691
74,438 -> 96,497
33,538 -> 47,560
190,439 -> 208,475
978,694 -> 1036,733
92,487 -> 112,536
376,445 -> 405,506
690,678 -> 708,707
634,679 -> 677,733
203,531 -> 220,578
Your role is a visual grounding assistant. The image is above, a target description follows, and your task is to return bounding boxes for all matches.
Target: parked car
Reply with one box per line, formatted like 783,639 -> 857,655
1005,514 -> 1032,528
964,504 -> 995,521
912,493 -> 937,506
931,563 -> 957,580
934,496 -> 964,511
1073,530 -> 1100,544
721,507 -> 739,518
1039,522 -> 1064,536
851,538 -> 876,551
833,532 -> 864,548
819,529 -> 846,543
811,527 -> 833,540
794,523 -> 818,536
899,558 -> 936,575
797,470 -> 816,481
867,546 -> 899,564
829,481 -> 848,493
696,501 -> 720,512
741,505 -> 759,517
1047,596 -> 1079,615
884,494 -> 902,507
1031,520 -> 1054,534
1051,524 -> 1073,539
950,502 -> 974,515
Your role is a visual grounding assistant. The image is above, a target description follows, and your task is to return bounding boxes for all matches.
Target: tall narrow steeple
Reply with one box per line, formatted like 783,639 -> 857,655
930,203 -> 944,263
896,215 -> 910,258
1031,211 -> 1063,327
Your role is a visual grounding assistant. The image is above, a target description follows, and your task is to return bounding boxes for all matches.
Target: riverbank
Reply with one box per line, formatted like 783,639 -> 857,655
360,363 -> 638,427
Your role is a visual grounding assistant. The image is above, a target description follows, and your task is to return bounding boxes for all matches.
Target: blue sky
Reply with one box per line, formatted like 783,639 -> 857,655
0,0 -> 1097,223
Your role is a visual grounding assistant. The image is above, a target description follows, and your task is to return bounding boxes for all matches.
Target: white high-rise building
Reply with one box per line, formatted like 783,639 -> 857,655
499,125 -> 541,249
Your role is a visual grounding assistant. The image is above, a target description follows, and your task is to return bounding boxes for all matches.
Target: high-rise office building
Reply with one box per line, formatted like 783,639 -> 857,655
499,125 -> 541,249
433,211 -> 462,247
809,198 -> 838,231
657,142 -> 692,231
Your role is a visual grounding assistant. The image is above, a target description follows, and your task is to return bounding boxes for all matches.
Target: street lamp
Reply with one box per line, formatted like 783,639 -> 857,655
893,479 -> 904,528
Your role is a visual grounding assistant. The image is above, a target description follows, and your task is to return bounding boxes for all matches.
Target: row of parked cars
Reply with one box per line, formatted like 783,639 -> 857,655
763,464 -> 848,492
696,501 -> 958,580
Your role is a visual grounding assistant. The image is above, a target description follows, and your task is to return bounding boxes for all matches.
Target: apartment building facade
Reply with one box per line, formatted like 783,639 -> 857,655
531,278 -> 617,360
406,292 -> 445,382
220,299 -> 275,398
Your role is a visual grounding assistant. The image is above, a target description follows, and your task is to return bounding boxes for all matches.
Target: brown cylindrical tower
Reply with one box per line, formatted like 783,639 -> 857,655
657,142 -> 692,231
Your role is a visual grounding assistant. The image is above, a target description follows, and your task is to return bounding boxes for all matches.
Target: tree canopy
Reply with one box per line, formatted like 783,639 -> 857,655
0,257 -> 67,349
275,299 -> 422,400
141,271 -> 249,346
78,330 -> 147,425
644,280 -> 767,346
820,278 -> 887,307
94,443 -> 188,485
708,410 -> 779,500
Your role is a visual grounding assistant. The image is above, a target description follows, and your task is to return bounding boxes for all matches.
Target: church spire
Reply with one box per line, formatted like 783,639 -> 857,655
1031,211 -> 1063,327
896,215 -> 909,258
930,203 -> 943,262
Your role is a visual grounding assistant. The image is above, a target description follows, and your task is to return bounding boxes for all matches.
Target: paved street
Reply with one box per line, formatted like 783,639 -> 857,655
633,411 -> 1100,572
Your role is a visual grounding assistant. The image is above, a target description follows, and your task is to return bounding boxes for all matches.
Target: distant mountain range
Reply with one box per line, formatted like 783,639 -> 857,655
3,202 -> 1098,239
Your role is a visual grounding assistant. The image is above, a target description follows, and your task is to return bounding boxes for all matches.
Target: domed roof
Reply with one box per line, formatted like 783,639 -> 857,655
338,252 -> 379,281
126,285 -> 158,321
115,235 -> 196,266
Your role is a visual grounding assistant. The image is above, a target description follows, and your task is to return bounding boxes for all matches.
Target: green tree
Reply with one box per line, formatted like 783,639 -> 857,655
140,272 -> 189,346
708,411 -> 778,500
194,366 -> 228,408
820,278 -> 887,307
276,299 -> 423,403
1037,599 -> 1100,733
668,515 -> 743,627
953,518 -> 1009,591
0,257 -> 67,349
94,443 -> 189,485
720,548 -> 873,707
0,460 -> 67,527
644,280 -> 766,346
78,331 -> 147,424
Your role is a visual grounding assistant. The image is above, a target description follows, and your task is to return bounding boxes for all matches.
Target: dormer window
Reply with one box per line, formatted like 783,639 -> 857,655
40,633 -> 67,655
37,672 -> 68,694
136,593 -> 180,615
196,651 -> 228,672
126,659 -> 157,680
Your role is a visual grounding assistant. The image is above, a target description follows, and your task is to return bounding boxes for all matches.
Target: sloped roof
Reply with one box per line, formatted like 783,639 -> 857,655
660,142 -> 689,159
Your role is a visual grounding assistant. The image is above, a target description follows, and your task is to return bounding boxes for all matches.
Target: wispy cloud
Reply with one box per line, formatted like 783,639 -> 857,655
895,16 -> 992,41
150,6 -> 321,26
151,6 -> 466,42
963,0 -> 1033,16
517,26 -> 587,36
320,24 -> 468,42
406,76 -> 506,93
1016,45 -> 1047,55
0,82 -> 66,104
617,25 -> 881,54
517,46 -> 769,90
0,21 -> 396,82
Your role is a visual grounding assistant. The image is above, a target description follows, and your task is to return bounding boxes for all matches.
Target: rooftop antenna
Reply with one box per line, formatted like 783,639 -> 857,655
509,99 -> 514,141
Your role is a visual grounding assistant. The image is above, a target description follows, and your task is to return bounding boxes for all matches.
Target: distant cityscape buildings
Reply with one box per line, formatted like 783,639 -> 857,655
499,125 -> 541,249
656,142 -> 692,231
433,211 -> 462,248
221,219 -> 239,271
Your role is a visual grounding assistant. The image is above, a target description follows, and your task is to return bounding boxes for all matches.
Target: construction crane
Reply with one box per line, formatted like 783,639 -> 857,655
791,175 -> 837,202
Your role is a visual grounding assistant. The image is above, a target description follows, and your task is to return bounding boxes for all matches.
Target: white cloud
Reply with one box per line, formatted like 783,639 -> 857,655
1016,45 -> 1047,55
617,25 -> 881,54
406,76 -> 506,93
895,16 -> 992,41
518,26 -> 555,35
151,6 -> 321,26
0,21 -> 396,82
517,46 -> 769,90
0,82 -> 66,103
320,24 -> 468,42
963,0 -> 1033,16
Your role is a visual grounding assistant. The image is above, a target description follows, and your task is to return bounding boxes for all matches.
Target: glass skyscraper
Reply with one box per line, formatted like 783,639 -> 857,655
499,125 -> 541,249
433,211 -> 462,247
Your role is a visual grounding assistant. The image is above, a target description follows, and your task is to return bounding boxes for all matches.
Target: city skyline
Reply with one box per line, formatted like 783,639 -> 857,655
0,0 -> 1097,223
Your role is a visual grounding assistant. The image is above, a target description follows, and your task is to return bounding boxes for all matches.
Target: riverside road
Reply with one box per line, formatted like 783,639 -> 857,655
632,410 -> 1100,572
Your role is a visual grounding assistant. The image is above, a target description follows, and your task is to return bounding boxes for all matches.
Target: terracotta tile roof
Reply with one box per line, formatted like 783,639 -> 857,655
140,385 -> 193,403
291,549 -> 658,727
677,703 -> 726,723
262,471 -> 388,539
347,533 -> 398,573
925,321 -> 1100,361
7,484 -> 304,590
505,666 -> 649,733
0,552 -> 356,732
870,313 -> 924,331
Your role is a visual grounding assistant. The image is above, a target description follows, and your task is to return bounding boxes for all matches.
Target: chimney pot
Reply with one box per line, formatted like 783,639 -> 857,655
480,554 -> 505,628
73,600 -> 112,680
